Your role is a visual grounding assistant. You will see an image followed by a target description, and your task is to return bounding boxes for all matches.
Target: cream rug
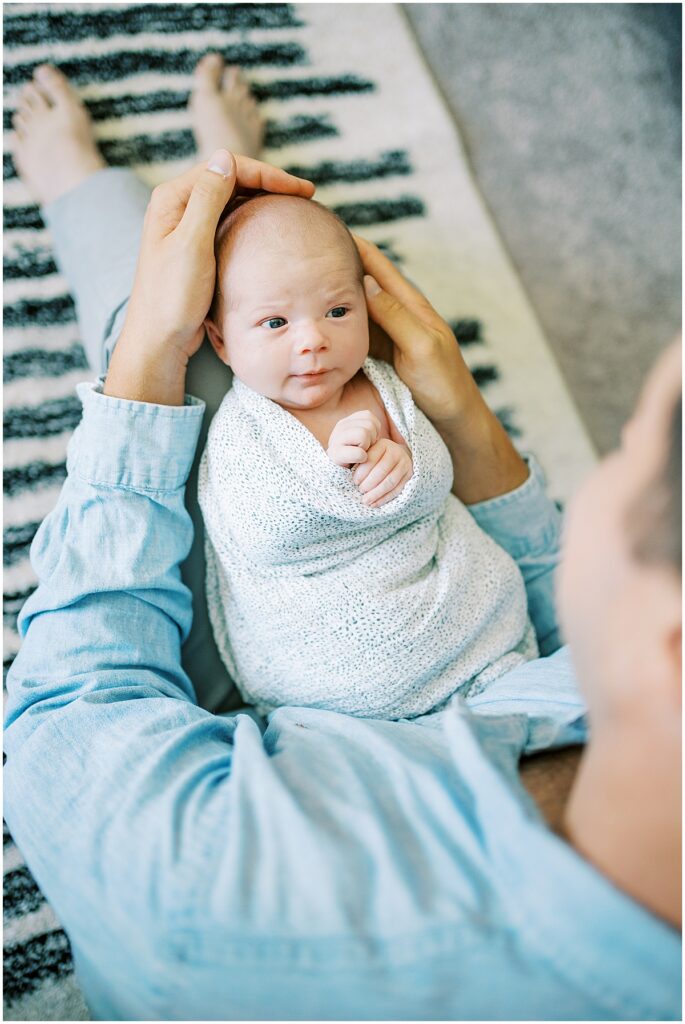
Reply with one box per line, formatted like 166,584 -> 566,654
3,3 -> 596,1019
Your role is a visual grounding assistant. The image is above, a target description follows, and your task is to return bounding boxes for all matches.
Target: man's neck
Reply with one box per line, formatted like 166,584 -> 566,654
561,722 -> 681,929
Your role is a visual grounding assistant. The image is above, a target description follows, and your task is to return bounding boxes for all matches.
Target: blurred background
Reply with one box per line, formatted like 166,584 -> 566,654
405,3 -> 682,454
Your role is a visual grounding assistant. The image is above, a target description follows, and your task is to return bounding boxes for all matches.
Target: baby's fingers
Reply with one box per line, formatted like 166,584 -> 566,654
355,447 -> 395,495
364,465 -> 413,508
327,443 -> 368,467
340,424 -> 378,449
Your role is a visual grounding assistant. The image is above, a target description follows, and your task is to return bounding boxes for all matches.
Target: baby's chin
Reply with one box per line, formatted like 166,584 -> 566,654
277,371 -> 341,409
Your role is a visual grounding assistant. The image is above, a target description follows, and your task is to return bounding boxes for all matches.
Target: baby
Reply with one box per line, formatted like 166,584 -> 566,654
198,194 -> 538,719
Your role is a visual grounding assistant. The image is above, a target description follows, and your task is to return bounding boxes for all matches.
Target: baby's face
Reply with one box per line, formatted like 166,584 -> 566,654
207,199 -> 369,413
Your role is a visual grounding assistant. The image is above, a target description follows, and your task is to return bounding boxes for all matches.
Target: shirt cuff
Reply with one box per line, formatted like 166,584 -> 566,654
67,378 -> 206,491
466,455 -> 562,558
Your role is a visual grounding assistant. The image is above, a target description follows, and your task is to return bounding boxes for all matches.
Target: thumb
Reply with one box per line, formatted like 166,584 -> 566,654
180,149 -> 237,245
363,275 -> 424,353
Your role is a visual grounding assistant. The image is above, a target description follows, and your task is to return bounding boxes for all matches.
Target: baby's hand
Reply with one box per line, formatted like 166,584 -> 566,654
352,439 -> 413,508
327,410 -> 382,467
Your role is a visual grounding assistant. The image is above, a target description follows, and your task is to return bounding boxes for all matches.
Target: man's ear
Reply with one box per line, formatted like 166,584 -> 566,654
204,317 -> 231,366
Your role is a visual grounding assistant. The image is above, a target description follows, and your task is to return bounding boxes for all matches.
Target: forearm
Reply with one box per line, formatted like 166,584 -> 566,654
434,386 -> 529,505
103,329 -> 189,406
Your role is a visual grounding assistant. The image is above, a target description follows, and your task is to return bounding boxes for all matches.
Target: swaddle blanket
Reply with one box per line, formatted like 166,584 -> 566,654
199,357 -> 538,719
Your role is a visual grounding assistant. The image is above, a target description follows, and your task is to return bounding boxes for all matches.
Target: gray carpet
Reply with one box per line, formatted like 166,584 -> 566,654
405,2 -> 682,454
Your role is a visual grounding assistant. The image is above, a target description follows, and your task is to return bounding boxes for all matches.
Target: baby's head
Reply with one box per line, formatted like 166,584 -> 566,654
204,194 -> 369,412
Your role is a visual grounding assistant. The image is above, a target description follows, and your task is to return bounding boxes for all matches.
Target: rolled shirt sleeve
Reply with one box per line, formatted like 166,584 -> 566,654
6,378 -> 206,734
467,455 -> 564,655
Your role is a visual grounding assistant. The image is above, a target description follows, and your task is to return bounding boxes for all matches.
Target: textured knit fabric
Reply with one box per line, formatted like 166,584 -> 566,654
199,357 -> 538,719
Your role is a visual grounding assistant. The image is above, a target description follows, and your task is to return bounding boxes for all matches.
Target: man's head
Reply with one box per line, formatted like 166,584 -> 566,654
204,194 -> 369,411
558,340 -> 682,726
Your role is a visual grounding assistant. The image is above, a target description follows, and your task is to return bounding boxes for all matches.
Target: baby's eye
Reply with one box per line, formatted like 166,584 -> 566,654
326,306 -> 348,319
263,317 -> 287,330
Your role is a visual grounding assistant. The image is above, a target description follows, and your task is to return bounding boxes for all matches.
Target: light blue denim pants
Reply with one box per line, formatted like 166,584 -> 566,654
43,167 -> 238,713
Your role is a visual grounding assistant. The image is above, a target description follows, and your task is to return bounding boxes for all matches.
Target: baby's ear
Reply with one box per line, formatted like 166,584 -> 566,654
204,318 -> 231,366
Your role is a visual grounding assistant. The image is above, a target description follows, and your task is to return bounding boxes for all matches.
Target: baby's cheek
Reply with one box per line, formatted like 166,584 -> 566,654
348,323 -> 370,368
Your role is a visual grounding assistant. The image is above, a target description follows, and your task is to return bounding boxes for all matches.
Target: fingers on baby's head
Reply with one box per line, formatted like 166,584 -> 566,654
210,193 -> 363,322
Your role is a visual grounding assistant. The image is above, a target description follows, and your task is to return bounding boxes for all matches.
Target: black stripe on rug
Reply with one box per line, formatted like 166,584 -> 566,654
4,522 -> 40,567
471,364 -> 499,388
3,588 -> 36,630
3,3 -> 302,48
332,196 -> 425,228
4,461 -> 67,498
495,406 -> 522,438
254,73 -> 374,102
3,205 -> 45,232
4,396 -> 83,441
283,150 -> 411,186
4,344 -> 89,382
4,865 -> 46,920
3,75 -> 375,130
448,319 -> 482,346
4,294 -> 76,329
264,114 -> 338,149
4,249 -> 58,281
3,42 -> 307,88
3,930 -> 74,1005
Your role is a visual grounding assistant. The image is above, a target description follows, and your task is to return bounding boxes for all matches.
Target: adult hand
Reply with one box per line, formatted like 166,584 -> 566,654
355,235 -> 529,503
104,150 -> 315,405
356,234 -> 482,426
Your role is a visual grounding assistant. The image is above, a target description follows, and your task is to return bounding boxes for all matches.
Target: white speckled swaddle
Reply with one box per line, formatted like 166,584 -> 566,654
198,357 -> 537,718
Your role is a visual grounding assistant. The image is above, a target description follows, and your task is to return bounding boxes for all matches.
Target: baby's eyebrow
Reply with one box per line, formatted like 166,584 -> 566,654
245,301 -> 290,314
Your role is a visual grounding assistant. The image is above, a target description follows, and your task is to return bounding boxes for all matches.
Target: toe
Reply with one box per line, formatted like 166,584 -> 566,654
195,52 -> 224,88
223,65 -> 242,93
21,82 -> 50,111
34,64 -> 79,106
238,94 -> 256,119
12,110 -> 27,139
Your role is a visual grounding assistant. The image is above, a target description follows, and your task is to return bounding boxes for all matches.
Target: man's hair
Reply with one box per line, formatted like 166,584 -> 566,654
209,193 -> 363,323
627,392 -> 682,575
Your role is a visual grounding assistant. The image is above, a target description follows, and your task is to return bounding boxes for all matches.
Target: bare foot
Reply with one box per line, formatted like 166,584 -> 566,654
12,64 -> 106,206
190,53 -> 265,161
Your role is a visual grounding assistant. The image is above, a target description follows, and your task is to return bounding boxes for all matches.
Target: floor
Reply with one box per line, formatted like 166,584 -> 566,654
404,3 -> 681,454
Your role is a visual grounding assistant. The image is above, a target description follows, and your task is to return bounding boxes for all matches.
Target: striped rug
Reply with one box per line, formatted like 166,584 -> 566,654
3,3 -> 597,1019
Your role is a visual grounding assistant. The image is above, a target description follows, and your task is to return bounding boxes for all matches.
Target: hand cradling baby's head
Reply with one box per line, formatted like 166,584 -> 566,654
204,193 -> 369,412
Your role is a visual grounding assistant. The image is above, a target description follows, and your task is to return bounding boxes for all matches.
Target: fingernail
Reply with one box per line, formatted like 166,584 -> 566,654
36,65 -> 52,80
363,275 -> 381,298
207,149 -> 234,178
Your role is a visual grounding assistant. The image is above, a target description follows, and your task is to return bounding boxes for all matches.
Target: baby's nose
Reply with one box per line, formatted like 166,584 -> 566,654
294,323 -> 329,353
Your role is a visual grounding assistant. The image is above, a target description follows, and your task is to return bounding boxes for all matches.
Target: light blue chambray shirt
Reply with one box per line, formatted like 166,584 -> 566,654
4,381 -> 681,1021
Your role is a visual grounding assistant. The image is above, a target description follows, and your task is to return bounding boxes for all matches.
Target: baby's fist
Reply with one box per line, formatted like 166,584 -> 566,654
353,438 -> 413,508
327,410 -> 382,467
